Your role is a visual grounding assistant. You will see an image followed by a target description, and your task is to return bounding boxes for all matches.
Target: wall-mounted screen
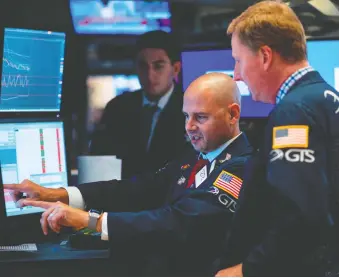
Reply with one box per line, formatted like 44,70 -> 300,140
70,0 -> 171,35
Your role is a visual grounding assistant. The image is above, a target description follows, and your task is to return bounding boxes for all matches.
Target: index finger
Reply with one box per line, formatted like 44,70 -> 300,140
22,200 -> 53,209
3,183 -> 21,190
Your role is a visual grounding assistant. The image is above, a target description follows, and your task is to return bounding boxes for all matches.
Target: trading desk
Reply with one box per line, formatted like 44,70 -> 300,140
0,238 -> 112,276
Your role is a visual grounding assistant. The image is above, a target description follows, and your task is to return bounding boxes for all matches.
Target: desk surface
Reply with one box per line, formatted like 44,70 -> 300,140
0,241 -> 109,262
0,240 -> 112,276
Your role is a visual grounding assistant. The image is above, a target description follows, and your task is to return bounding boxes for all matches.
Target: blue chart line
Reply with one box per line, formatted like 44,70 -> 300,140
2,48 -> 31,100
1,35 -> 33,102
0,28 -> 65,111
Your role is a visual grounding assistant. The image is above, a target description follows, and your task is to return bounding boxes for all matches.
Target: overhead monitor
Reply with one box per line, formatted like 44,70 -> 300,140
0,28 -> 66,112
181,49 -> 274,118
0,120 -> 68,216
70,0 -> 171,35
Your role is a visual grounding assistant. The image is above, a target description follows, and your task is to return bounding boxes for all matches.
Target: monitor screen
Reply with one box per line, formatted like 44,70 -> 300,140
181,49 -> 274,118
0,121 -> 68,216
307,40 -> 339,91
181,42 -> 339,118
86,74 -> 141,132
0,28 -> 66,112
70,0 -> 171,35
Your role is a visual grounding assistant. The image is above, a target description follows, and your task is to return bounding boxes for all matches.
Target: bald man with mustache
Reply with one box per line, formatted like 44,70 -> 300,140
5,73 -> 253,276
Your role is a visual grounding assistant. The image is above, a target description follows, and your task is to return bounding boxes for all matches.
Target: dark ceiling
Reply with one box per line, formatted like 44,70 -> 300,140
170,0 -> 339,39
1,0 -> 338,41
0,0 -> 337,60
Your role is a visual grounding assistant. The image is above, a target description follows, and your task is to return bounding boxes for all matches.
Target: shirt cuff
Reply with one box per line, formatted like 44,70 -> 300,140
101,212 -> 109,241
64,187 -> 86,210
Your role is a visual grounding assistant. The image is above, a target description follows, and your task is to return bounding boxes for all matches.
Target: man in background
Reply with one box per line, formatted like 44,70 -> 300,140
216,0 -> 339,276
90,30 -> 189,178
6,73 -> 253,276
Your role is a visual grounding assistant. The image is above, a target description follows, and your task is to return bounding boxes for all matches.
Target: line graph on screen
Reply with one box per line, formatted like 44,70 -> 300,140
0,28 -> 65,111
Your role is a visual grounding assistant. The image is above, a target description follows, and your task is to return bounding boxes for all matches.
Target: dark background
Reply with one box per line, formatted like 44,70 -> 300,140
0,0 -> 338,168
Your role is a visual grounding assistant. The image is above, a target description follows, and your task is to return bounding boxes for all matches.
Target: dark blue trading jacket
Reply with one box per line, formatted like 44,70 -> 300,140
77,133 -> 254,276
219,71 -> 339,276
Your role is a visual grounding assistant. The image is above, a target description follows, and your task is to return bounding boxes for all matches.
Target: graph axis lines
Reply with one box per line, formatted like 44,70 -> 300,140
1,35 -> 33,101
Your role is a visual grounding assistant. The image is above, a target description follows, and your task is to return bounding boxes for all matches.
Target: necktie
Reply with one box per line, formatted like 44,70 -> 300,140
186,158 -> 209,188
141,104 -> 158,151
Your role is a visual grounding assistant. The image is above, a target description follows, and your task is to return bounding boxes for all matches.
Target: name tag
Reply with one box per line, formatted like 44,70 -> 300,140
195,166 -> 208,188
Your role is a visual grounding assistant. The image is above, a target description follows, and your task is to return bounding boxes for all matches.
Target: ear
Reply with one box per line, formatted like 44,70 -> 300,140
260,45 -> 273,71
172,61 -> 181,79
228,103 -> 241,125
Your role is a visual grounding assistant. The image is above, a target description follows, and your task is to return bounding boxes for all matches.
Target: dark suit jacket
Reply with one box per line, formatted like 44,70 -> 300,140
90,86 -> 189,178
78,133 -> 254,276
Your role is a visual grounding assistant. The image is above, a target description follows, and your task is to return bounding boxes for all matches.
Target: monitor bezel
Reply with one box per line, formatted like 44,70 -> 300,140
0,164 -> 46,244
0,117 -> 72,244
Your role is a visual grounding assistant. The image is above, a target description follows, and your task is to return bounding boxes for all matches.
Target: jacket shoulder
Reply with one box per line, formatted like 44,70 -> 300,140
104,90 -> 142,111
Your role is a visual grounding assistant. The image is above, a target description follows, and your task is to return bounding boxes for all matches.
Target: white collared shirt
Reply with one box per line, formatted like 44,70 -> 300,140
142,83 -> 174,109
66,131 -> 243,241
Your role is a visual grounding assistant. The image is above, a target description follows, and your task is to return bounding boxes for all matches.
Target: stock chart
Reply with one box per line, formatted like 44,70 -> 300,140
0,28 -> 65,112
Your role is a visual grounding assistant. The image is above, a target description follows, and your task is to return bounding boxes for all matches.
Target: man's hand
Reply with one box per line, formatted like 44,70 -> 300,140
4,179 -> 69,206
215,264 -> 243,277
22,200 -> 88,235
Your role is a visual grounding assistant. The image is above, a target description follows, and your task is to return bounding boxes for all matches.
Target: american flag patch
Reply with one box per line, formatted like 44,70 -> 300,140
272,125 -> 309,149
213,171 -> 242,199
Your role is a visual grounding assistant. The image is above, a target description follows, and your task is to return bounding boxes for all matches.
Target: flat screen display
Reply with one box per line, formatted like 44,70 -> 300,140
181,41 -> 339,117
0,121 -> 68,216
307,40 -> 339,92
70,0 -> 171,34
0,28 -> 66,112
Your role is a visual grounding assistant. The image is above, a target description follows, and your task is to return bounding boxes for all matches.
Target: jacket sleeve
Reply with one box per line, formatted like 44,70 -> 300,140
76,162 -> 175,212
242,103 -> 332,275
105,159 -> 247,253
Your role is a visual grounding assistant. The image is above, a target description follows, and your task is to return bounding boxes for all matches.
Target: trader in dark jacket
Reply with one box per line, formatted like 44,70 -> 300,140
216,1 -> 339,276
6,73 -> 253,276
90,30 -> 188,178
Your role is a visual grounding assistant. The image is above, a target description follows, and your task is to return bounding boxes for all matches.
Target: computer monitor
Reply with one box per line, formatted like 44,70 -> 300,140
70,0 -> 171,35
86,74 -> 141,132
181,49 -> 274,118
0,120 -> 69,217
181,41 -> 339,117
307,39 -> 339,91
0,28 -> 66,112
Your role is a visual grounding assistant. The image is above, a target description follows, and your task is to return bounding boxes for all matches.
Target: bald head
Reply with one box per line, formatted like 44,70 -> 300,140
183,73 -> 241,153
185,72 -> 241,108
